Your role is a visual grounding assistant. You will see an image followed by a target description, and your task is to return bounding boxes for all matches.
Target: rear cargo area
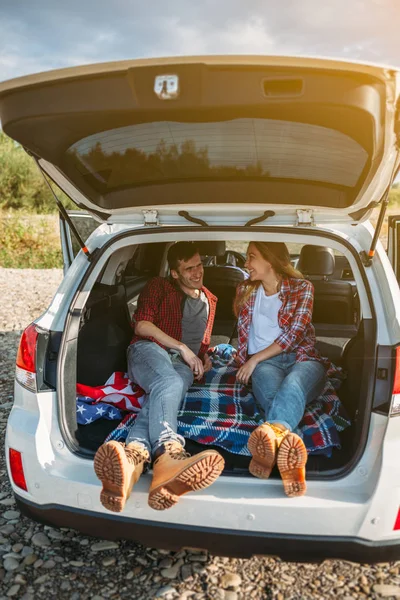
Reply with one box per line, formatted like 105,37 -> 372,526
56,236 -> 376,480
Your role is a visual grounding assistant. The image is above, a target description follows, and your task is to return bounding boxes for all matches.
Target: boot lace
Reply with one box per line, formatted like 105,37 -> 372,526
123,443 -> 149,465
166,443 -> 191,460
266,423 -> 289,439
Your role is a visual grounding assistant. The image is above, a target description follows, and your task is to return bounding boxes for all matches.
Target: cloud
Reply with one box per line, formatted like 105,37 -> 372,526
1,0 -> 400,82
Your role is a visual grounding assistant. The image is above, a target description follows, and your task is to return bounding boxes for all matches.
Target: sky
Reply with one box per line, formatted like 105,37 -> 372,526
1,0 -> 400,83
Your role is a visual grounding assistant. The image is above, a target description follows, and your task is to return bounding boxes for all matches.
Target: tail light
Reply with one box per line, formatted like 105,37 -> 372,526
9,449 -> 28,491
15,323 -> 38,393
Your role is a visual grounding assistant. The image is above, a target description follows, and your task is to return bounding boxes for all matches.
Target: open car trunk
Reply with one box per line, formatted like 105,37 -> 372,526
51,225 -> 379,481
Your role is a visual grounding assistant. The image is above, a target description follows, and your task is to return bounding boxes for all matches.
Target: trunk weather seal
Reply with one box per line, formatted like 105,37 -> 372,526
58,225 -> 378,482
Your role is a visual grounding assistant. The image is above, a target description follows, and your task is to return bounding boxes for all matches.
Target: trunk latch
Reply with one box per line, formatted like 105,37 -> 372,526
296,209 -> 314,226
142,209 -> 159,226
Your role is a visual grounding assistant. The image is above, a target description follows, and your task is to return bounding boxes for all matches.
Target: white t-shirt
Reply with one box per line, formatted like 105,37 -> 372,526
247,285 -> 283,355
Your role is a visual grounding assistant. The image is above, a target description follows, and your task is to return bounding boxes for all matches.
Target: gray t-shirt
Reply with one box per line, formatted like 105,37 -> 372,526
181,291 -> 209,355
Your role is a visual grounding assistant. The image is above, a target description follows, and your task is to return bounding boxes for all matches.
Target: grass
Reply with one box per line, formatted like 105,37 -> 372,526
0,212 -> 62,269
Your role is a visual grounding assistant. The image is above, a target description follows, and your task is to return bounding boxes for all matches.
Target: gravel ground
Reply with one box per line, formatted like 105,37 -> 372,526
1,268 -> 400,600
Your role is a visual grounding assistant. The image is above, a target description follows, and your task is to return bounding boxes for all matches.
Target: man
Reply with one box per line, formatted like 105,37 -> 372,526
94,242 -> 224,512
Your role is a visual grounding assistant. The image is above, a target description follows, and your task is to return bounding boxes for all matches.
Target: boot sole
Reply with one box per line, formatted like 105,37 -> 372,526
94,442 -> 136,513
277,433 -> 308,497
247,426 -> 276,479
148,452 -> 225,511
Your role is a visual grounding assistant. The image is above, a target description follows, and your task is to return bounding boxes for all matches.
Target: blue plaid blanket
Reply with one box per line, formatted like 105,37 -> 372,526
104,344 -> 350,457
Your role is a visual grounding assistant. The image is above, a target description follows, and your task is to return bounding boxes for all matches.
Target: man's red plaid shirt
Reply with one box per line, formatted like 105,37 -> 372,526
131,277 -> 217,359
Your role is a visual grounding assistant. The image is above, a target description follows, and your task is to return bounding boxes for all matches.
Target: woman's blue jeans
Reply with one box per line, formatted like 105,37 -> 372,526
251,353 -> 327,431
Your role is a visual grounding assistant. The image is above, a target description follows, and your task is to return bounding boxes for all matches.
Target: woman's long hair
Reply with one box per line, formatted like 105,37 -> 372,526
233,242 -> 303,317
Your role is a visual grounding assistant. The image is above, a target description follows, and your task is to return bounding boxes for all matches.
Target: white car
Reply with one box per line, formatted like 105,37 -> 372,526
2,55 -> 400,562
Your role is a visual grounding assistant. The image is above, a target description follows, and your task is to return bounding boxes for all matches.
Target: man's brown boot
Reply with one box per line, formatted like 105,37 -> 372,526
148,442 -> 225,511
277,432 -> 308,497
247,422 -> 289,479
94,440 -> 150,512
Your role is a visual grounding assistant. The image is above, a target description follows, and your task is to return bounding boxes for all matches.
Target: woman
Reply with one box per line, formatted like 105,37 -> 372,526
234,242 -> 327,498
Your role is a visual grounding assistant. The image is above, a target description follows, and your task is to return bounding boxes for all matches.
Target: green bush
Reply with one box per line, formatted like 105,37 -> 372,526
0,131 -> 75,213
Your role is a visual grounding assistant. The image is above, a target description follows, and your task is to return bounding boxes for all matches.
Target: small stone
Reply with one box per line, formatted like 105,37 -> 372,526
20,594 -> 34,600
33,559 -> 44,569
11,543 -> 22,553
181,564 -> 193,581
136,556 -> 149,566
102,557 -> 116,567
179,592 -> 196,600
224,593 -> 238,600
14,574 -> 26,584
60,581 -> 71,591
6,584 -> 20,597
31,532 -> 50,548
360,575 -> 368,585
2,553 -> 21,560
0,499 -> 16,506
156,585 -> 177,597
159,558 -> 173,569
47,529 -> 64,541
34,574 -> 49,584
79,539 -> 89,546
0,525 -> 14,536
43,559 -> 55,569
362,585 -> 371,595
69,561 -> 84,567
3,558 -> 19,572
161,558 -> 184,579
372,584 -> 400,597
188,554 -> 208,562
207,564 -> 219,573
2,512 -> 19,521
220,573 -> 242,589
125,571 -> 134,580
22,553 -> 38,566
91,541 -> 119,552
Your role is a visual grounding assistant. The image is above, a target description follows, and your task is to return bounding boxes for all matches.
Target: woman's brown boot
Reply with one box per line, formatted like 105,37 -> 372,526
248,422 -> 289,479
277,432 -> 308,497
148,442 -> 225,511
94,440 -> 150,512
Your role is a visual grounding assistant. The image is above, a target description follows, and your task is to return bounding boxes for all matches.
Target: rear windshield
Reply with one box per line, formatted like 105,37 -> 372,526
67,118 -> 368,191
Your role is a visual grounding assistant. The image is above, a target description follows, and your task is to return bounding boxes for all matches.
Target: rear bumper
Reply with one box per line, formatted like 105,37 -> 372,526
15,494 -> 400,563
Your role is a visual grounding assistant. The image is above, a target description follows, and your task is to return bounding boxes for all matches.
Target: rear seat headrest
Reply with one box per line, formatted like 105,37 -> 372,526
297,245 -> 335,276
196,241 -> 226,257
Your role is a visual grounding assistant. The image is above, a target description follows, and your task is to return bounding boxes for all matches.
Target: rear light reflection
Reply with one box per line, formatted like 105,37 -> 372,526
9,449 -> 27,492
15,323 -> 38,392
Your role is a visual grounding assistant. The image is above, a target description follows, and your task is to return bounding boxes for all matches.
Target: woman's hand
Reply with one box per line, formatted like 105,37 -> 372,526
236,357 -> 258,385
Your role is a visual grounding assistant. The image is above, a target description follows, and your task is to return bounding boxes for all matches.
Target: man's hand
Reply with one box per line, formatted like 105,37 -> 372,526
179,345 -> 204,380
236,356 -> 258,385
203,354 -> 212,374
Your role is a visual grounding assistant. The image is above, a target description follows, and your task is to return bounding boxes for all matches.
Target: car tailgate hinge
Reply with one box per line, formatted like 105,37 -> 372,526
142,209 -> 159,226
296,209 -> 315,227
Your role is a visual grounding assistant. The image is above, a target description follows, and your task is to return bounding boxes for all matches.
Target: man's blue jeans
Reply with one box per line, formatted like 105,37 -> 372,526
251,353 -> 327,431
125,341 -> 193,456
